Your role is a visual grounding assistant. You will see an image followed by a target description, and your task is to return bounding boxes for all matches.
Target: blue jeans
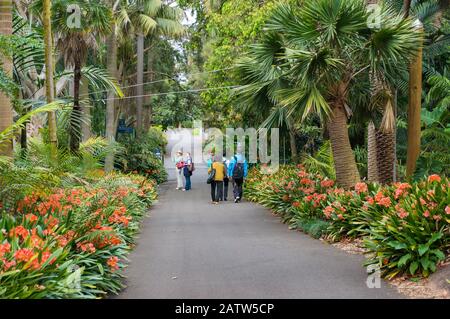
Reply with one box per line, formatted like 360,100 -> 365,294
185,174 -> 191,190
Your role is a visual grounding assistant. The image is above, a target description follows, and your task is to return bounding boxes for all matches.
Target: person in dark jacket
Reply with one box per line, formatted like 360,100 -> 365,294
183,152 -> 193,191
221,155 -> 230,201
227,152 -> 248,203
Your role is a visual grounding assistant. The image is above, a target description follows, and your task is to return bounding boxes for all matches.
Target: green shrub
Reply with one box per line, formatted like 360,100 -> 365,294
246,165 -> 450,279
0,174 -> 157,299
296,218 -> 330,239
118,127 -> 168,183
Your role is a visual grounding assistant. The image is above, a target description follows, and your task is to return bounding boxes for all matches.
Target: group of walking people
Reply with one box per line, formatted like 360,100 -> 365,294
173,149 -> 248,204
207,152 -> 248,205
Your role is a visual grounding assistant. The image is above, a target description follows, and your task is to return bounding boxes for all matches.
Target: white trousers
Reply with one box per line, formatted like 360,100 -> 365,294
176,168 -> 184,189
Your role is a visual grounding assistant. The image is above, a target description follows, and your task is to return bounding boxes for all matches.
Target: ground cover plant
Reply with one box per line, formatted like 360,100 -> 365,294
246,165 -> 450,279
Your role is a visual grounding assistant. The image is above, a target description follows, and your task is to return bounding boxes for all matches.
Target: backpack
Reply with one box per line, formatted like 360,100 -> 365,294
232,156 -> 245,179
207,168 -> 216,184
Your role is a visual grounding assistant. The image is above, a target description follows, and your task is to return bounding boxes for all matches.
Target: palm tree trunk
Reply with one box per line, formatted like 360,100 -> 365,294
105,27 -> 118,172
70,61 -> 82,152
136,33 -> 144,136
144,49 -> 154,132
287,122 -> 298,162
0,0 -> 13,156
376,129 -> 395,184
327,105 -> 360,189
80,75 -> 91,142
406,26 -> 423,178
43,0 -> 57,154
367,121 -> 378,182
403,0 -> 412,18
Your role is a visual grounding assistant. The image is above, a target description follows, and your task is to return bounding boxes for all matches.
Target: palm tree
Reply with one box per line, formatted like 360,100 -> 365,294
52,0 -> 112,152
104,0 -> 183,170
235,32 -> 299,161
0,0 -> 13,156
237,0 -> 420,188
116,0 -> 184,135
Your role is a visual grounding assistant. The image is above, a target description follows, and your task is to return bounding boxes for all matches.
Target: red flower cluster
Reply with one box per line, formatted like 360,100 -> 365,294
107,256 -> 119,271
1,176 -> 156,276
374,191 -> 391,208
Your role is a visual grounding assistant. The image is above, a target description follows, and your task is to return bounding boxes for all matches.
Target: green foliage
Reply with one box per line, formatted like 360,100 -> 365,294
193,0 -> 300,127
414,74 -> 450,178
246,165 -> 450,279
296,218 -> 330,239
117,127 -> 168,183
0,174 -> 157,299
302,141 -> 335,179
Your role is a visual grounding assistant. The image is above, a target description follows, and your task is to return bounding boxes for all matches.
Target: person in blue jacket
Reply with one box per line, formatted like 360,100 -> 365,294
227,151 -> 248,203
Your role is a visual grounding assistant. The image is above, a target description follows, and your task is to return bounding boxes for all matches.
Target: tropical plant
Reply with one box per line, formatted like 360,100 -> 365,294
46,0 -> 112,152
246,165 -> 450,279
236,0 -> 421,188
104,0 -> 184,171
117,127 -> 167,183
117,0 -> 184,135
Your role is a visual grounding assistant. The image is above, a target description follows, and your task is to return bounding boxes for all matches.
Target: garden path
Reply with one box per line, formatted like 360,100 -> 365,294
115,132 -> 401,299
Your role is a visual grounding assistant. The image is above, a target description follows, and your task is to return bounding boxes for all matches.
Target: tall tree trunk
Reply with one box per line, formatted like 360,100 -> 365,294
376,129 -> 395,184
70,61 -> 82,152
367,121 -> 378,182
105,25 -> 118,172
287,120 -> 298,162
80,75 -> 91,142
43,0 -> 57,155
0,0 -> 13,156
406,25 -> 423,178
403,0 -> 412,18
136,33 -> 144,136
328,105 -> 360,189
144,49 -> 154,132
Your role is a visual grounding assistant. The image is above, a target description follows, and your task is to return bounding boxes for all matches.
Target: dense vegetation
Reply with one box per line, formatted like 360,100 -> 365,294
0,0 -> 449,298
246,165 -> 449,279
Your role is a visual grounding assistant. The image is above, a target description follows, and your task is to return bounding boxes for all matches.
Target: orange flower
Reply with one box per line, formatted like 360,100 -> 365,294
355,182 -> 368,194
396,207 -> 409,219
25,214 -> 38,223
77,242 -> 96,253
0,242 -> 11,258
107,256 -> 119,271
9,226 -> 29,240
300,178 -> 313,186
2,259 -> 16,271
374,191 -> 391,208
428,175 -> 441,183
14,248 -> 35,263
323,206 -> 334,219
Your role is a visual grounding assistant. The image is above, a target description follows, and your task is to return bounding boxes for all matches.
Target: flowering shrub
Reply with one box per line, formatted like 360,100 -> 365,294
246,166 -> 450,279
0,174 -> 157,298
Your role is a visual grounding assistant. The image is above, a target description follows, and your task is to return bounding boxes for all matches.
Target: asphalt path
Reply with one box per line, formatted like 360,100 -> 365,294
116,164 -> 400,299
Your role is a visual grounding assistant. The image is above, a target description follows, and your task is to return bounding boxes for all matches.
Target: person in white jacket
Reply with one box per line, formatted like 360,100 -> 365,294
173,150 -> 184,190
